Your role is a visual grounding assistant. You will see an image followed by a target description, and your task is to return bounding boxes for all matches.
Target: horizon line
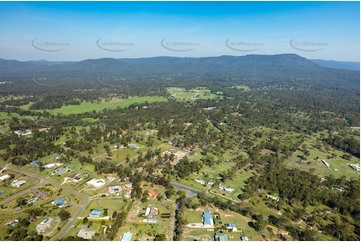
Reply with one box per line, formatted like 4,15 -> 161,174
1,54 -> 360,63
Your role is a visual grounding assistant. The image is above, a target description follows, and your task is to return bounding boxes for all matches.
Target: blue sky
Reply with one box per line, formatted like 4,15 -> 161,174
0,1 -> 359,61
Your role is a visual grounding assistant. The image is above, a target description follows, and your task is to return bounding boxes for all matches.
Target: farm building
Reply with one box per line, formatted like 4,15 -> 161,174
349,164 -> 360,171
266,194 -> 280,201
321,159 -> 330,168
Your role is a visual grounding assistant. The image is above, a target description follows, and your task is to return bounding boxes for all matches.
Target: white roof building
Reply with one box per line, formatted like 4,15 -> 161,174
11,180 -> 26,188
0,174 -> 10,181
108,185 -> 122,195
86,178 -> 106,188
36,218 -> 54,233
77,229 -> 95,240
44,163 -> 56,169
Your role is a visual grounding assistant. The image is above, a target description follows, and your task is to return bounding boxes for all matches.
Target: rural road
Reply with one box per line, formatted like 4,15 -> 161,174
3,164 -> 90,240
170,182 -> 201,197
0,179 -> 44,206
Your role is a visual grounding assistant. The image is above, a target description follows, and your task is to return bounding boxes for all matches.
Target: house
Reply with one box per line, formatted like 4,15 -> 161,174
225,223 -> 237,232
77,229 -> 95,240
52,198 -> 66,207
33,189 -> 48,199
31,160 -> 41,167
125,183 -> 133,189
53,167 -> 70,175
218,183 -> 224,191
11,180 -> 26,188
36,218 -> 54,233
241,236 -> 249,241
0,174 -> 10,181
321,159 -> 330,168
121,232 -> 132,242
208,181 -> 214,186
195,179 -> 205,185
215,232 -> 228,241
89,209 -> 102,217
125,190 -> 132,198
44,163 -> 56,169
68,173 -> 79,179
203,211 -> 213,226
148,189 -> 157,198
144,206 -> 158,223
224,187 -> 235,193
108,185 -> 122,195
86,178 -> 106,188
266,194 -> 280,201
128,144 -> 139,149
28,198 -> 37,203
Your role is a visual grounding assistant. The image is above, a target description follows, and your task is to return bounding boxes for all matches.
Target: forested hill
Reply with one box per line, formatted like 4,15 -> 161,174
0,54 -> 359,90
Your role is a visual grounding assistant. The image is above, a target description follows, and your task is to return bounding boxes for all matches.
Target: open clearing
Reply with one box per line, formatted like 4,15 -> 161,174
41,96 -> 167,115
167,87 -> 222,102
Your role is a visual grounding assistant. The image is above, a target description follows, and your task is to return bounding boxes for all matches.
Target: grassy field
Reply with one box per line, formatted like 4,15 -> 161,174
167,87 -> 222,102
230,85 -> 251,91
285,133 -> 360,179
41,96 -> 167,115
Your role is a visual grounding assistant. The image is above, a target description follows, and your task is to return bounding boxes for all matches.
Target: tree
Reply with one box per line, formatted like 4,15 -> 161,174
58,209 -> 71,221
16,197 -> 27,207
154,234 -> 166,241
82,217 -> 88,224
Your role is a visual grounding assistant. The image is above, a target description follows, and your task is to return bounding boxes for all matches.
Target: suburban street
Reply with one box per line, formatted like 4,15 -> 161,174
3,164 -> 90,240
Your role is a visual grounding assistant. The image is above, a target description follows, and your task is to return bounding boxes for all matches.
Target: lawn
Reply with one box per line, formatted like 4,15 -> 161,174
41,96 -> 167,115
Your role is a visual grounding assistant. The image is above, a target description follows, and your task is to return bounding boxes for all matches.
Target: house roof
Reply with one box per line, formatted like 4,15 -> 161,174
203,211 -> 213,225
215,232 -> 228,241
148,189 -> 157,198
121,232 -> 133,242
53,198 -> 65,205
226,223 -> 236,228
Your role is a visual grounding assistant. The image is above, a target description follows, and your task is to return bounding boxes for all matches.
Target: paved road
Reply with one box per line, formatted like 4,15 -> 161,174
0,180 -> 44,206
170,182 -> 201,197
4,165 -> 90,240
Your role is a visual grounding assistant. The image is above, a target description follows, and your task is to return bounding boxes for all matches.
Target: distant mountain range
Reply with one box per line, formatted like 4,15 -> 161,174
0,54 -> 359,89
310,59 -> 360,71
